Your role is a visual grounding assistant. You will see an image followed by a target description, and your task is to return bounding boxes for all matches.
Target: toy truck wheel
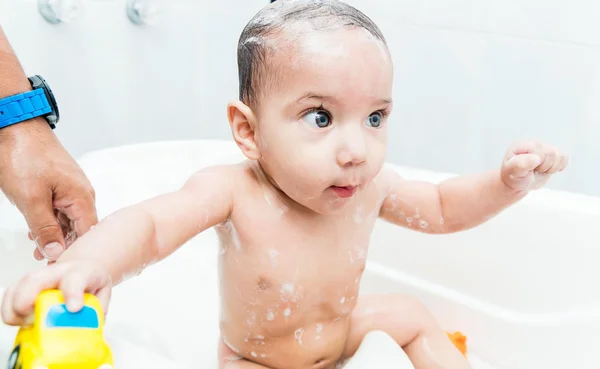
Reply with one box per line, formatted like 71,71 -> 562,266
7,345 -> 20,369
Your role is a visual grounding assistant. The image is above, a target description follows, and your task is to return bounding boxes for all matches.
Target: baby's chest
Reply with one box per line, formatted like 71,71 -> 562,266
244,219 -> 371,287
224,230 -> 369,320
219,199 -> 377,311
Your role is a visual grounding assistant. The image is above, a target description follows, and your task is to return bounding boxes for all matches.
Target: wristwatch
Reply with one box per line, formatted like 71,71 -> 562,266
0,75 -> 60,130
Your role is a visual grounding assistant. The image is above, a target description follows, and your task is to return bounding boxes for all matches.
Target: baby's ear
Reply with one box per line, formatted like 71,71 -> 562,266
227,100 -> 261,160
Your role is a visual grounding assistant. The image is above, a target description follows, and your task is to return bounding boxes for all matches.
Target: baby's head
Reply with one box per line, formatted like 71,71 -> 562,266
228,0 -> 393,214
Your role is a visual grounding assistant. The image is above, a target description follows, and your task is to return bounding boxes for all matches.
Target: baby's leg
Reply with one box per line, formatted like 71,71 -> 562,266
219,339 -> 273,369
342,294 -> 471,369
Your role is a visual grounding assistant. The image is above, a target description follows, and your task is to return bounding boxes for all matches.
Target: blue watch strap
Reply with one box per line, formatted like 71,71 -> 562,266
0,88 -> 52,129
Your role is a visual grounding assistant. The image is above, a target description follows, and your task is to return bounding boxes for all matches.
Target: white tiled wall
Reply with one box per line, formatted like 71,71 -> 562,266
0,0 -> 597,196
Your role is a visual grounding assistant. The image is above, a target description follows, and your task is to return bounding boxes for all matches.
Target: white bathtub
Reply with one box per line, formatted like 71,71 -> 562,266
1,139 -> 599,369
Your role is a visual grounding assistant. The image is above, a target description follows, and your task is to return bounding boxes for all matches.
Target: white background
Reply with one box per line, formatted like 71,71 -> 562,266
0,0 -> 597,196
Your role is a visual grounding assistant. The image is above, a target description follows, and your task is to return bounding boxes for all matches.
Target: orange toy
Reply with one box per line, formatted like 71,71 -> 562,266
447,331 -> 467,356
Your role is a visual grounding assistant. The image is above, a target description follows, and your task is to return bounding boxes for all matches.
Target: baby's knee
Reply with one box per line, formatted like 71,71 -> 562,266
390,294 -> 440,330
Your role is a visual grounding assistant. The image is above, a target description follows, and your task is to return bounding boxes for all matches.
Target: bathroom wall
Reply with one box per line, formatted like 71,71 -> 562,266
0,0 -> 597,196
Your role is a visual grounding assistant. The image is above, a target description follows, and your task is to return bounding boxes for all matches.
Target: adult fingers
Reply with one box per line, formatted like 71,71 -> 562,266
59,190 -> 98,243
20,190 -> 65,261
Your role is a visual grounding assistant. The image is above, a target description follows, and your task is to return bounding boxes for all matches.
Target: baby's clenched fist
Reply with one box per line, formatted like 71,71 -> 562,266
501,141 -> 569,191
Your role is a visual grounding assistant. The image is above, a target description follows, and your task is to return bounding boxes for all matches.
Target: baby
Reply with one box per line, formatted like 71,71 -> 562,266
1,1 -> 569,369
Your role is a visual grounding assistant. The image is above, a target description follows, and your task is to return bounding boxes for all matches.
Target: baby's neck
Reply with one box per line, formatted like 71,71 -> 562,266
250,160 -> 322,217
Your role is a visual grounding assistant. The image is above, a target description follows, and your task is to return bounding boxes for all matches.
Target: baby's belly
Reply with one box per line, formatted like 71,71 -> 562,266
220,315 -> 350,369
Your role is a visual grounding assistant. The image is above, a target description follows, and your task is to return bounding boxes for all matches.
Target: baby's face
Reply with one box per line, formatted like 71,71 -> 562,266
256,26 -> 394,214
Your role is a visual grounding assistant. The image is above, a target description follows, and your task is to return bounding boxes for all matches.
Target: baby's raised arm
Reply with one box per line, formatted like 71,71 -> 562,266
57,165 -> 235,285
378,141 -> 568,234
377,166 -> 524,234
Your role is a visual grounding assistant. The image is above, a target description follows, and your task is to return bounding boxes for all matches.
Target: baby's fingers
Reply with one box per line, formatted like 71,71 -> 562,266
13,265 -> 75,316
536,148 -> 557,173
545,152 -> 569,174
505,154 -> 541,178
1,262 -> 111,326
59,265 -> 111,313
1,285 -> 22,326
2,265 -> 70,325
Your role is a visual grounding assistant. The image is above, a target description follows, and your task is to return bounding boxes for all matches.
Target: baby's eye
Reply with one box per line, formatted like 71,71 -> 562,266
366,112 -> 383,128
303,111 -> 332,128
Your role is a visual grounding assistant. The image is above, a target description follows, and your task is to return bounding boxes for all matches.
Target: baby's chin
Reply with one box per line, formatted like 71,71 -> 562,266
286,188 -> 358,216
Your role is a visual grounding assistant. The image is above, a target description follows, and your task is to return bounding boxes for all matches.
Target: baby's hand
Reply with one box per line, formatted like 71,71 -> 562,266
1,260 -> 112,326
501,141 -> 569,191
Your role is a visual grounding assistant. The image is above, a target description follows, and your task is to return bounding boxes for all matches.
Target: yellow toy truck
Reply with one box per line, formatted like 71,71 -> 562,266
7,289 -> 113,369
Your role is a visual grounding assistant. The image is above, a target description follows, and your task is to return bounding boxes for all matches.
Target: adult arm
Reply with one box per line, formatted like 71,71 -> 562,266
0,25 -> 97,260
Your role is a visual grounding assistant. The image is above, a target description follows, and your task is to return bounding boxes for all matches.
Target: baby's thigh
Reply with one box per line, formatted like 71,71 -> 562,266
343,294 -> 440,357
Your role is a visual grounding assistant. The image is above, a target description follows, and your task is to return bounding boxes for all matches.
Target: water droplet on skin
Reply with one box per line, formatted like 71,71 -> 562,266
281,283 -> 298,302
281,283 -> 294,294
223,337 -> 241,353
251,351 -> 257,358
261,354 -> 266,358
316,323 -> 323,333
230,224 -> 242,250
266,309 -> 275,321
64,230 -> 77,247
256,335 -> 265,340
419,220 -> 429,229
294,328 -> 304,345
283,308 -> 291,316
340,297 -> 346,304
264,191 -> 289,217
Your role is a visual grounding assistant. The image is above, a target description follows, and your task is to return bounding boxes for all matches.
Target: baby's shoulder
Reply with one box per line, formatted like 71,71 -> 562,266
372,164 -> 403,193
183,161 -> 253,190
184,160 -> 261,191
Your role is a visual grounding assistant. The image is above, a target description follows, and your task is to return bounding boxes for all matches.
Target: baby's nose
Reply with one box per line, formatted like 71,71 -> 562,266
337,140 -> 367,167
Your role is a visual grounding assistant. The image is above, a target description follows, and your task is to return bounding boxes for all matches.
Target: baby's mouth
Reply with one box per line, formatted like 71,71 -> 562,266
329,185 -> 357,198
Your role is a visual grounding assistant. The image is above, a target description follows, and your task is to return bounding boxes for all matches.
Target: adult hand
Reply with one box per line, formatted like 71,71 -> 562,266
0,118 -> 98,261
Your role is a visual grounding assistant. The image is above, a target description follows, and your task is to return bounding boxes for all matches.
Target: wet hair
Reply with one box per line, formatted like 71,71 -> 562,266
236,0 -> 388,108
